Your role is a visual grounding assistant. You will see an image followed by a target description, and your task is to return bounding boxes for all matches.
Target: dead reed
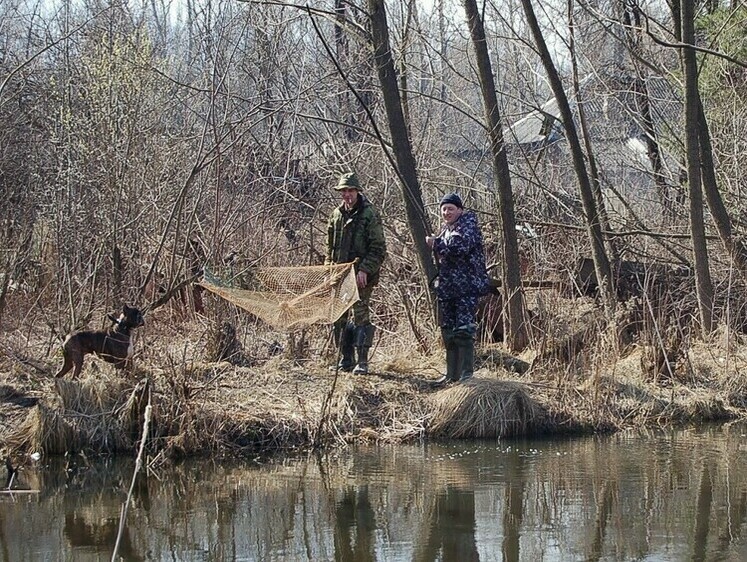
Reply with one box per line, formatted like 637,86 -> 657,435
6,374 -> 145,455
5,284 -> 747,461
327,375 -> 430,443
6,403 -> 72,454
428,379 -> 542,438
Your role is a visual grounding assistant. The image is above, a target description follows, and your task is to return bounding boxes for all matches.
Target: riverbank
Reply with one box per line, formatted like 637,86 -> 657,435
2,301 -> 746,463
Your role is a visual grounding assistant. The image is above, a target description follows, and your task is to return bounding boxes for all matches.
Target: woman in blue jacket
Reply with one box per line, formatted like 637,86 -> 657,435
426,193 -> 489,385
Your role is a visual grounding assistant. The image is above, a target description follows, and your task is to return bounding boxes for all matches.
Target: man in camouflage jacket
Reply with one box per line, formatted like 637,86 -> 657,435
326,172 -> 387,374
426,192 -> 489,385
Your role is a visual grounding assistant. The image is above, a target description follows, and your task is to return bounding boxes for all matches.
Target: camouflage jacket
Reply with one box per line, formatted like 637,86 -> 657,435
325,195 -> 387,285
433,210 -> 489,299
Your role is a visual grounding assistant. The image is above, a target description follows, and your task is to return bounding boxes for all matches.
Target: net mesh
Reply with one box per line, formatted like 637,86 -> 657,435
200,262 -> 359,331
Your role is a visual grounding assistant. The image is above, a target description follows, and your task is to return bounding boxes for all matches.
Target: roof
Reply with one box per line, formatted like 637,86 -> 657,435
506,73 -> 681,150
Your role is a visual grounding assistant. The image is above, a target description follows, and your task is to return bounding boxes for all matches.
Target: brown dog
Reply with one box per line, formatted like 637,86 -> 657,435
55,305 -> 145,378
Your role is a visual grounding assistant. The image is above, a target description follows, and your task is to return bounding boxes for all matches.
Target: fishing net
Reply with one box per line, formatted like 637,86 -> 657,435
200,262 -> 359,331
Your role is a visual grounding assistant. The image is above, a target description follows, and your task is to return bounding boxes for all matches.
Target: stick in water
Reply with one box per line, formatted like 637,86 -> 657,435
112,396 -> 152,561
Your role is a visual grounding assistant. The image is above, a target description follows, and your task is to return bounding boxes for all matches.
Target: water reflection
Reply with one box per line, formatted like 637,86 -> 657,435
2,424 -> 747,561
413,486 -> 478,562
334,485 -> 376,561
64,512 -> 144,561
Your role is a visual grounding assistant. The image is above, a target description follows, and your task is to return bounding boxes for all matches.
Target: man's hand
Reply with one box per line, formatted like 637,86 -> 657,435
356,270 -> 368,289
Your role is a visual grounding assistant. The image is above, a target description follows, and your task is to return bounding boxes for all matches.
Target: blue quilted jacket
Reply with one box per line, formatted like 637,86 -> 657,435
433,211 -> 490,299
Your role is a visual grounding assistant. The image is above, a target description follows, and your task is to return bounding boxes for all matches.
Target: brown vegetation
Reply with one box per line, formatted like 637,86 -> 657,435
2,286 -> 747,463
2,2 -> 747,465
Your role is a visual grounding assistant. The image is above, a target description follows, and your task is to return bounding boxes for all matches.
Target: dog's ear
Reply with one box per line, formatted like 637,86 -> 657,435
123,304 -> 132,313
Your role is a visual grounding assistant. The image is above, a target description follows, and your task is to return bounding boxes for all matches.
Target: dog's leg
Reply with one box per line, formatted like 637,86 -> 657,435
119,337 -> 136,375
63,347 -> 85,378
55,354 -> 73,378
72,356 -> 84,378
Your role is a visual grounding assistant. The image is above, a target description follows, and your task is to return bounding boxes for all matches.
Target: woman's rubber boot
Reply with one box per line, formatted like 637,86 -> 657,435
454,326 -> 476,382
458,339 -> 475,382
431,328 -> 460,387
353,324 -> 375,374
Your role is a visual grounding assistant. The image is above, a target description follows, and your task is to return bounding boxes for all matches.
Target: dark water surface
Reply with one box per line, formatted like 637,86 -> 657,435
2,423 -> 747,561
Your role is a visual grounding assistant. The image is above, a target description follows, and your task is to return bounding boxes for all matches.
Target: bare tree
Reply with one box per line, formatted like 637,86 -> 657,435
567,0 -> 619,265
617,0 -> 678,222
367,0 -> 437,286
519,0 -> 615,313
677,0 -> 714,334
462,0 -> 527,351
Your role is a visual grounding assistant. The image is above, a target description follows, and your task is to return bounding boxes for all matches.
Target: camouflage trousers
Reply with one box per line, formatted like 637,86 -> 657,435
335,284 -> 374,330
438,295 -> 479,330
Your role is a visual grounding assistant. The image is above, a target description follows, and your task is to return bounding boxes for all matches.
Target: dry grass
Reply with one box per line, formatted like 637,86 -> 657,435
2,292 -> 747,461
428,379 -> 543,438
6,374 -> 144,455
7,403 -> 72,454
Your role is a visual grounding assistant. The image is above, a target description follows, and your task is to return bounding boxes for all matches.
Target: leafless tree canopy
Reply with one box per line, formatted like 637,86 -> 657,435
1,0 -> 746,341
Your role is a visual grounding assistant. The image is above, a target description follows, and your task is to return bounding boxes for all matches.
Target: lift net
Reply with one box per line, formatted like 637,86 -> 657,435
200,262 -> 359,331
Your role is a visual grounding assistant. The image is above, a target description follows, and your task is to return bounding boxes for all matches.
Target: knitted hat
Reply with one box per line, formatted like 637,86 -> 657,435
334,172 -> 361,191
439,192 -> 463,209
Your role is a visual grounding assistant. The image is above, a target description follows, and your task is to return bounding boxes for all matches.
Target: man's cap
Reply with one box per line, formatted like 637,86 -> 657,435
439,192 -> 463,209
334,172 -> 362,191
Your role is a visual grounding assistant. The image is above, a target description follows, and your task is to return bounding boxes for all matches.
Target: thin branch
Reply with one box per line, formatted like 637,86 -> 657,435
0,5 -> 116,100
112,393 -> 151,562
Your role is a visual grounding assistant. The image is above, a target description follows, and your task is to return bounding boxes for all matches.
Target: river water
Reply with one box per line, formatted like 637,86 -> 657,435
2,423 -> 747,561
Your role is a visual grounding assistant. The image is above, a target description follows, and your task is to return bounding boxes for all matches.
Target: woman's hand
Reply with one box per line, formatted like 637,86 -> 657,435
426,235 -> 436,249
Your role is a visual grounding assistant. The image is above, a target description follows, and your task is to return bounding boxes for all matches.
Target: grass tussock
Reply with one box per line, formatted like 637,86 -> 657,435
428,379 -> 542,438
54,374 -> 132,414
6,403 -> 73,454
6,374 -> 146,455
327,375 -> 430,443
156,407 -> 312,459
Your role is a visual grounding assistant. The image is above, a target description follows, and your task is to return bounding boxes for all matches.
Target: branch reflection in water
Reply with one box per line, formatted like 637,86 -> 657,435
3,423 -> 747,561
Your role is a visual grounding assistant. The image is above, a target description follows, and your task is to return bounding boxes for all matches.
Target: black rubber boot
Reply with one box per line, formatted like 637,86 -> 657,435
431,328 -> 460,387
458,338 -> 475,382
331,322 -> 355,372
353,324 -> 375,374
453,325 -> 476,382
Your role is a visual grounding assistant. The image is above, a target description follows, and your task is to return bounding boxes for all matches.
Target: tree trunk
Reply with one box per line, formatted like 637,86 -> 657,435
367,0 -> 437,285
462,0 -> 528,352
335,1 -> 360,142
636,77 -> 675,222
619,1 -> 676,223
398,0 -> 417,134
567,0 -> 619,264
520,0 -> 615,313
696,96 -> 747,276
680,0 -> 715,335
